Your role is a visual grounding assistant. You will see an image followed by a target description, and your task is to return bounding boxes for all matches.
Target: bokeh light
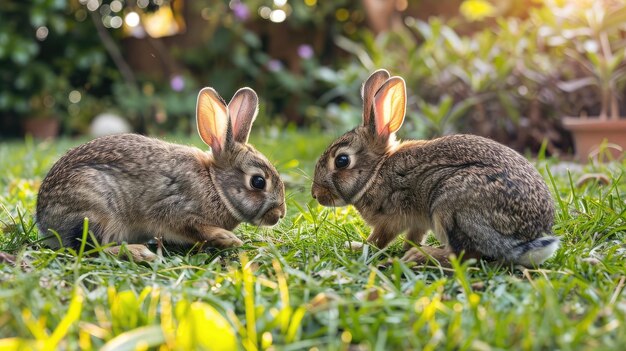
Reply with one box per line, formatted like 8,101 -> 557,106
99,4 -> 110,16
68,90 -> 82,104
297,44 -> 313,59
170,75 -> 185,92
267,59 -> 283,72
125,12 -> 140,27
335,8 -> 349,22
201,8 -> 211,20
35,26 -> 49,41
111,16 -> 123,28
259,6 -> 271,19
75,9 -> 87,21
86,0 -> 100,12
231,2 -> 250,21
270,9 -> 286,23
110,0 -> 122,12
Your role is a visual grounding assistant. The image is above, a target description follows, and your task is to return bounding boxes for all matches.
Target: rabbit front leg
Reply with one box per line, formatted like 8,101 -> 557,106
367,225 -> 399,249
193,225 -> 244,249
403,227 -> 427,250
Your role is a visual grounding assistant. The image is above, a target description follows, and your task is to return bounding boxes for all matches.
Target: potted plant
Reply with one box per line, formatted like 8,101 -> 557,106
546,0 -> 626,161
23,91 -> 61,139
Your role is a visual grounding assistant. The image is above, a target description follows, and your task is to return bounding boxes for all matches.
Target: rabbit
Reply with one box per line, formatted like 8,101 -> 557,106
311,69 -> 559,267
36,87 -> 286,261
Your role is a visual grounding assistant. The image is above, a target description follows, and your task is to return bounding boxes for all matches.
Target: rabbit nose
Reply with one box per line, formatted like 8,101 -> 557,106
276,201 -> 286,219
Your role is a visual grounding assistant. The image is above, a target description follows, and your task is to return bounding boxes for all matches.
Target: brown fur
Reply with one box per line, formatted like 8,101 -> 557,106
312,70 -> 559,267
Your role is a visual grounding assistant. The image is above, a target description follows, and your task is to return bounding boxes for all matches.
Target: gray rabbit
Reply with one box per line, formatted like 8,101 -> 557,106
311,69 -> 559,266
37,87 -> 285,260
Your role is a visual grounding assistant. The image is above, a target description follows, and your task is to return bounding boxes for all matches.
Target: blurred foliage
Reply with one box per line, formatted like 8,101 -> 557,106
173,0 -> 364,126
536,0 -> 626,119
323,0 -> 626,153
3,0 -> 626,154
0,0 -> 364,137
326,16 -> 561,151
0,0 -> 120,136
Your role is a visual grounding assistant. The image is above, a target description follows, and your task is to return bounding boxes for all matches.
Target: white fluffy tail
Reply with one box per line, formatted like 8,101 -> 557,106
512,236 -> 560,267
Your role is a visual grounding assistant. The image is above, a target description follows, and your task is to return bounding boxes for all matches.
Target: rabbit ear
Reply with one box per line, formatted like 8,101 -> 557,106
228,87 -> 259,144
373,77 -> 406,138
197,87 -> 232,155
362,69 -> 390,131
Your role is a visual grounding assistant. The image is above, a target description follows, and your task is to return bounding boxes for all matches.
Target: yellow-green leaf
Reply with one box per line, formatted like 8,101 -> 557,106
175,301 -> 237,351
100,325 -> 165,351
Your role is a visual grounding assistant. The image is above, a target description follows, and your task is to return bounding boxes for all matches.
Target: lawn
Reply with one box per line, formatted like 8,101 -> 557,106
1,130 -> 625,350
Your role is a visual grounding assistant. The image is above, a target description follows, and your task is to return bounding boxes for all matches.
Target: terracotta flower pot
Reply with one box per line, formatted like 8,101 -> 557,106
23,117 -> 60,139
562,117 -> 626,162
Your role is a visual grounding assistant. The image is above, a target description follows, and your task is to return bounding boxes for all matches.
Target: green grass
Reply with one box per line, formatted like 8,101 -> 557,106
1,130 -> 625,350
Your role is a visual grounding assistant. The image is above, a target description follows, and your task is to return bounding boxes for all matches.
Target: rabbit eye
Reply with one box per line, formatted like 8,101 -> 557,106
335,154 -> 350,169
250,175 -> 266,190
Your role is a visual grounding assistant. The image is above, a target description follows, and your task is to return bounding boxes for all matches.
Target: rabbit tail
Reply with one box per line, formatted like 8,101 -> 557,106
510,236 -> 560,266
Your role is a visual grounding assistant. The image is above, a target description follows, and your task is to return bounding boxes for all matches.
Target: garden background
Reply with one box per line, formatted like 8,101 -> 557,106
4,0 -> 626,155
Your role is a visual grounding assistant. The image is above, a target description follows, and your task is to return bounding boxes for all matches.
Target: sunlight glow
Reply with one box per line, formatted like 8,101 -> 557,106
125,12 -> 140,27
269,9 -> 286,23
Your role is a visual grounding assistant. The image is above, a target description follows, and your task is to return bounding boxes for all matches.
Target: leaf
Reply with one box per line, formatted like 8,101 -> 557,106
285,307 -> 306,343
46,290 -> 83,349
447,95 -> 487,124
100,326 -> 165,351
497,92 -> 520,123
414,20 -> 433,40
110,290 -> 141,331
0,338 -> 30,349
441,27 -> 463,52
281,159 -> 300,169
437,95 -> 453,118
334,36 -> 375,69
175,301 -> 237,351
601,5 -> 626,32
556,77 -> 598,92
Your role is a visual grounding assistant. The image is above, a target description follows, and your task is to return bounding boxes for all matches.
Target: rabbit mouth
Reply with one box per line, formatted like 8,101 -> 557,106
312,186 -> 346,207
256,204 -> 286,226
317,195 -> 346,207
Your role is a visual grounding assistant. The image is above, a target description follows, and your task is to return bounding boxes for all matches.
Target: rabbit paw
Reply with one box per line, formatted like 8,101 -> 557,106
206,229 -> 244,249
105,244 -> 158,262
401,246 -> 453,267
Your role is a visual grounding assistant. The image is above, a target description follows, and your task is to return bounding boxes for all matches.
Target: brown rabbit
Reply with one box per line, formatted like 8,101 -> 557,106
311,69 -> 559,267
37,87 -> 285,261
